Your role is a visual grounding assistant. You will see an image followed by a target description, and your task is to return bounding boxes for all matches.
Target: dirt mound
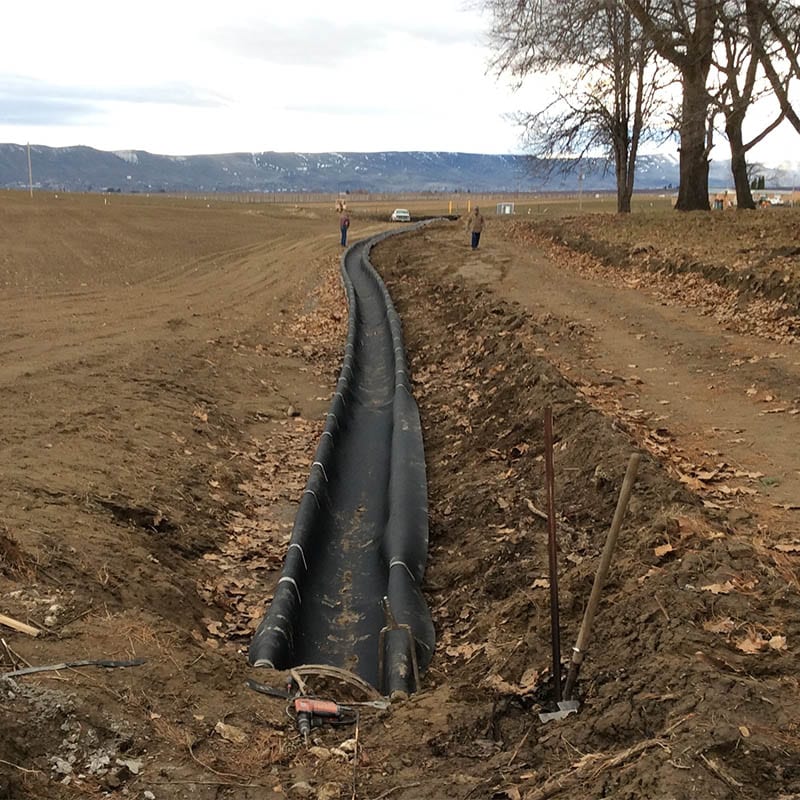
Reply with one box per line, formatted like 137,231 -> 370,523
366,228 -> 799,799
515,211 -> 800,334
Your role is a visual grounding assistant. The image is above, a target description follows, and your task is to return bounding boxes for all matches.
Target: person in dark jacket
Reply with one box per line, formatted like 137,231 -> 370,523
339,210 -> 351,247
466,206 -> 485,249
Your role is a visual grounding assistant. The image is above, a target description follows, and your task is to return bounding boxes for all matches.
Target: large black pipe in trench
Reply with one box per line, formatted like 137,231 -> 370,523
249,228 -> 435,695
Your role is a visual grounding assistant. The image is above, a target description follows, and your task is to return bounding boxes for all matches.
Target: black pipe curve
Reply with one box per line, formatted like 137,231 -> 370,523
249,226 -> 435,695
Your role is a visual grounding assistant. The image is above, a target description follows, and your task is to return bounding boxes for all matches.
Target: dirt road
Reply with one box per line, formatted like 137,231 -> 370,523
1,195 -> 798,800
427,221 -> 800,525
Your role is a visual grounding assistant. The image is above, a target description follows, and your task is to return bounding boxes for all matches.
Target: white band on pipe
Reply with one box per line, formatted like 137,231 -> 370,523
288,543 -> 308,570
389,559 -> 415,579
279,576 -> 302,604
311,461 -> 329,482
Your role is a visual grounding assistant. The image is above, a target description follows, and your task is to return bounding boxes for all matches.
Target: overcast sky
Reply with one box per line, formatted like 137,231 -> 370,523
1,1 -> 796,162
0,0 -> 543,156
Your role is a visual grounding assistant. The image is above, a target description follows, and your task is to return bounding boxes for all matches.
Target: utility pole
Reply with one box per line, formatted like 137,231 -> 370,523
27,142 -> 33,198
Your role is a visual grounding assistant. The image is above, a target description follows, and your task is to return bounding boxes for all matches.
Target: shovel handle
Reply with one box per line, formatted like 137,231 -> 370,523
564,452 -> 640,699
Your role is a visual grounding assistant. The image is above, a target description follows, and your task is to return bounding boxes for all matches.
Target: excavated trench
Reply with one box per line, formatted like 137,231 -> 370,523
249,229 -> 435,695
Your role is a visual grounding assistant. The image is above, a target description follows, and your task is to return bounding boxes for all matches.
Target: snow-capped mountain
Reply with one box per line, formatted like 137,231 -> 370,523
0,142 -> 782,194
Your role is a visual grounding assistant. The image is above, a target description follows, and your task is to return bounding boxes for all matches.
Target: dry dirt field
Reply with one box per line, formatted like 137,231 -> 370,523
1,191 -> 799,800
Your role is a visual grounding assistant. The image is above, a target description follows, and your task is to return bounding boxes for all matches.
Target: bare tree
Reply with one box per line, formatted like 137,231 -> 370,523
622,0 -> 719,211
485,0 -> 666,213
747,0 -> 800,134
708,1 -> 789,208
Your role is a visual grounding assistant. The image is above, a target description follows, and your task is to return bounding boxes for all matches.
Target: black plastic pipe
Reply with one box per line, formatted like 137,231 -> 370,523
249,229 -> 435,695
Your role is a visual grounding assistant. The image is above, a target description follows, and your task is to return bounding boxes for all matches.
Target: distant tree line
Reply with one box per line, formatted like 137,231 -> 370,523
484,0 -> 800,212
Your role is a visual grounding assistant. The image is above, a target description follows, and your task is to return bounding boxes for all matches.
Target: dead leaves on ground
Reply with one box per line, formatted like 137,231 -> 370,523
504,220 -> 799,520
701,616 -> 788,655
576,380 -> 768,509
482,668 -> 541,698
741,382 -> 800,415
438,620 -> 545,698
735,630 -> 787,654
646,514 -> 722,569
195,418 -> 320,646
773,541 -> 800,554
505,218 -> 800,345
193,261 -> 346,649
276,256 -> 347,352
698,572 -> 760,597
673,459 -> 769,506
700,581 -> 737,595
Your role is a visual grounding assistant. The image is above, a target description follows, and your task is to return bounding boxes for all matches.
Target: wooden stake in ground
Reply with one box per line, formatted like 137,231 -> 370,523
0,613 -> 39,637
543,406 -> 562,702
564,452 -> 641,700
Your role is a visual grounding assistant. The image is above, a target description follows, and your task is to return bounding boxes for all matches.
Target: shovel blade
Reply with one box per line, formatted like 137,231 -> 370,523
538,699 -> 579,723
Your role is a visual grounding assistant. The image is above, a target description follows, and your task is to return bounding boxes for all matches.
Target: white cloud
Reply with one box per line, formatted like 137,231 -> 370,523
7,1 -> 793,164
0,0 -> 533,155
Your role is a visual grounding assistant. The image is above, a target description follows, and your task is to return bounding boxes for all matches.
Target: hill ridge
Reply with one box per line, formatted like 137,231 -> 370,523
0,142 -> 783,194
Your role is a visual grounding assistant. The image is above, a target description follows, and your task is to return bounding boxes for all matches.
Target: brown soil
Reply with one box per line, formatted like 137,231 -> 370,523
1,193 -> 798,800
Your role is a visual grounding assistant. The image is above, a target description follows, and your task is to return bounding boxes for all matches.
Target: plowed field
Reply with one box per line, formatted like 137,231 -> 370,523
1,192 -> 799,800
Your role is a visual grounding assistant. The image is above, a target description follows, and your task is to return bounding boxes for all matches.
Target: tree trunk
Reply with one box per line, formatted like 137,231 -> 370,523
613,132 -> 632,213
726,116 -> 756,210
621,0 -> 716,211
617,185 -> 633,213
676,67 -> 711,211
616,156 -> 633,213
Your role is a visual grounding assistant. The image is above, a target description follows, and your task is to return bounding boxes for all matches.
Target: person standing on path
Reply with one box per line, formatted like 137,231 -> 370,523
339,209 -> 351,247
465,206 -> 485,250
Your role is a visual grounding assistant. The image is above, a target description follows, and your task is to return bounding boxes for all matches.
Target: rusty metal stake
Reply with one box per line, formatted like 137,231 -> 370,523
543,406 -> 562,702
